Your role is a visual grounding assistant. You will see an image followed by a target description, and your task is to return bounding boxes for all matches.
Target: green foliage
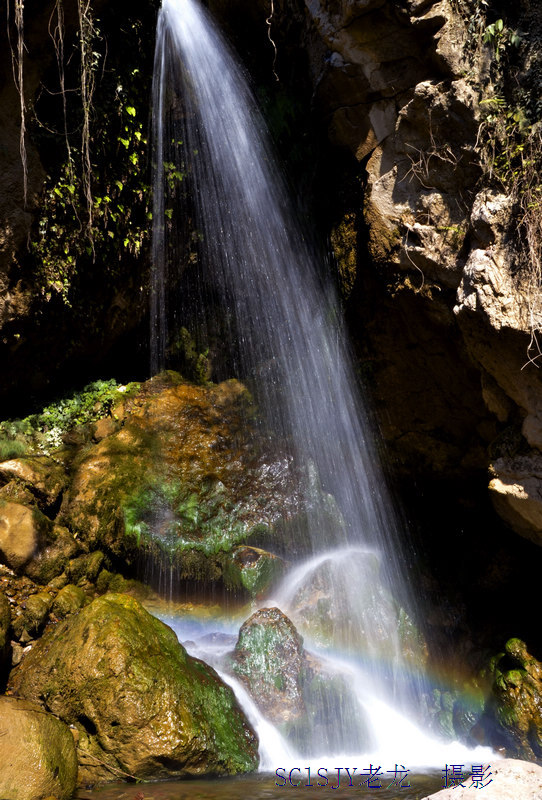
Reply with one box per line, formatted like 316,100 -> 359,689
0,379 -> 139,457
30,7 -> 157,305
483,18 -> 521,63
168,327 -> 211,385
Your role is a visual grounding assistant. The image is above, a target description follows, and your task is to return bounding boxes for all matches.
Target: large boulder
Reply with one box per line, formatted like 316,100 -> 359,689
59,373 -> 304,593
233,607 -> 305,725
9,593 -> 258,784
421,758 -> 542,800
0,695 -> 78,800
232,606 -> 369,755
486,638 -> 542,760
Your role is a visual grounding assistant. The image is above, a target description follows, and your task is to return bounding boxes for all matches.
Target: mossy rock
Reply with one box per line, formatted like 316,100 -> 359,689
232,609 -> 370,755
9,593 -> 258,784
486,638 -> 542,759
0,502 -> 78,584
52,584 -> 88,619
0,591 -> 11,678
60,374 -> 306,586
0,695 -> 78,800
233,607 -> 305,726
67,551 -> 104,584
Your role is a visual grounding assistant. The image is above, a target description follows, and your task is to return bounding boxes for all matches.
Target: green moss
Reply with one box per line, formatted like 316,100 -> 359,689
0,379 -> 140,456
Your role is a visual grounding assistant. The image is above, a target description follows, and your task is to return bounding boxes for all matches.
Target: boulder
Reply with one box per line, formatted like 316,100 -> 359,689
52,583 -> 87,619
486,638 -> 542,760
10,593 -> 258,784
421,758 -> 542,800
0,456 -> 67,510
232,607 -> 369,754
59,373 -> 305,589
0,695 -> 78,800
233,607 -> 305,725
0,501 -> 77,583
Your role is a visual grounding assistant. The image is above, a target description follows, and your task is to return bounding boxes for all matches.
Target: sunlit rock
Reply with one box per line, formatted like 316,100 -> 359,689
421,758 -> 542,799
10,593 -> 259,784
486,638 -> 542,760
60,372 -> 306,594
0,696 -> 78,800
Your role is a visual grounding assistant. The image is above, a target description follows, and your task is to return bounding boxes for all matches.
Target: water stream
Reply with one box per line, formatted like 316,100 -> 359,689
150,0 -> 496,774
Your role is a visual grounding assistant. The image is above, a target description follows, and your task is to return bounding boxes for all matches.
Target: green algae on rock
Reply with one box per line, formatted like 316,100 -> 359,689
486,638 -> 542,760
60,372 -> 304,594
233,607 -> 306,726
0,695 -> 78,800
9,593 -> 258,785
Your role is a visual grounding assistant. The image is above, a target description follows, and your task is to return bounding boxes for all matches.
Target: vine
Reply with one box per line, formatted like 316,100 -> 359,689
7,0 -> 28,204
77,0 -> 99,241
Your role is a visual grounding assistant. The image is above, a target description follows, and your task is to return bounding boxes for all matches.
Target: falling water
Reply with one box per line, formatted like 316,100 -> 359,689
151,0 -> 491,766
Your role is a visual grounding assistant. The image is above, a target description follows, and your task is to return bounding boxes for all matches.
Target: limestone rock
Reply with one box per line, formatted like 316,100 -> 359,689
0,695 -> 78,800
10,593 -> 259,783
421,758 -> 542,800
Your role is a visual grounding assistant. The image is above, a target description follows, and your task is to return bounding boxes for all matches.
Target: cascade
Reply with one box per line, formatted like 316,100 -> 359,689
151,0 -> 495,769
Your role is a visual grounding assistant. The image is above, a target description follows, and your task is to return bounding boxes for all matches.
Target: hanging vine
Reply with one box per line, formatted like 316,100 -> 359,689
266,0 -> 279,82
7,0 -> 28,205
77,0 -> 99,241
48,0 -> 73,181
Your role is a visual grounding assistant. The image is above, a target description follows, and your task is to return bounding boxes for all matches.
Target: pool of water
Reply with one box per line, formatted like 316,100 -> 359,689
75,770 -> 444,800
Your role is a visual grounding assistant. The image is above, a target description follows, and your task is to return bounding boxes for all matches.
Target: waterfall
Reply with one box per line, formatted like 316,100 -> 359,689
151,0 -> 491,766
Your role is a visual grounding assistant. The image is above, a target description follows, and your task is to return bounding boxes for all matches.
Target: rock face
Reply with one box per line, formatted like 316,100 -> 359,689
421,758 -> 542,800
59,372 -> 302,594
9,593 -> 259,784
0,695 -> 78,800
487,638 -> 542,760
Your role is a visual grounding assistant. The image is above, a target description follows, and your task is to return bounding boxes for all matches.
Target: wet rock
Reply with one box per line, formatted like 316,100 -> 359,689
232,607 -> 370,754
10,593 -> 258,784
281,549 -> 427,667
60,373 -> 305,586
0,695 -> 78,800
421,758 -> 542,799
0,501 -> 77,583
486,638 -> 542,760
223,546 -> 286,596
67,551 -> 104,584
233,607 -> 305,725
0,456 -> 67,511
52,583 -> 87,619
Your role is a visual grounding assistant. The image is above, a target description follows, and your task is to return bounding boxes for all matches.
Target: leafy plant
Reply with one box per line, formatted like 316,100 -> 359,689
0,379 -> 140,457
